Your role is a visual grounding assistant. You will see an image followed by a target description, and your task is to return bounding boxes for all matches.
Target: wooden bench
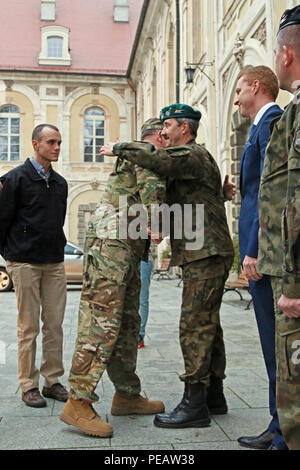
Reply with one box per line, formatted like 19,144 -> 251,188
224,272 -> 253,310
152,258 -> 172,280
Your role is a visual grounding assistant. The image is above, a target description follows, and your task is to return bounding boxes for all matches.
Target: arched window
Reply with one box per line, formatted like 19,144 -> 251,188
0,105 -> 20,161
39,26 -> 71,66
84,107 -> 105,162
47,36 -> 63,58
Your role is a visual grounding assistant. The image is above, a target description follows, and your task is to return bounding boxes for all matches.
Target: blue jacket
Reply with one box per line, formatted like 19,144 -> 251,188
239,104 -> 283,264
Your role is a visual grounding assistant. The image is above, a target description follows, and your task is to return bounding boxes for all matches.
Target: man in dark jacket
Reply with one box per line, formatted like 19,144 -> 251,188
0,124 -> 69,408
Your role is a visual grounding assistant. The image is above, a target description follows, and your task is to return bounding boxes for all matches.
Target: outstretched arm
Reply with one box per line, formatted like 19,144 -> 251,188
101,141 -> 210,180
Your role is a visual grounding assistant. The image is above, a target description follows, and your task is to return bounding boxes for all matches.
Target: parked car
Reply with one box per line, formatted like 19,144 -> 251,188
0,255 -> 13,292
0,241 -> 83,292
64,241 -> 84,284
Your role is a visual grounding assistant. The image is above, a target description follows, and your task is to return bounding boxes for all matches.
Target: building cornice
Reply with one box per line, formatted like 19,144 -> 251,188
0,69 -> 129,84
126,0 -> 150,79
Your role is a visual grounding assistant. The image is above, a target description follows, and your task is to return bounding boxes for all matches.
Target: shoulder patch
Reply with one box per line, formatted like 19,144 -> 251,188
294,129 -> 300,152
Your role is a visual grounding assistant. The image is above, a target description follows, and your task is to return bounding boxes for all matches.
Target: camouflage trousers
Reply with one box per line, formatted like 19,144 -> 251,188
271,276 -> 300,450
68,237 -> 142,402
179,255 -> 233,387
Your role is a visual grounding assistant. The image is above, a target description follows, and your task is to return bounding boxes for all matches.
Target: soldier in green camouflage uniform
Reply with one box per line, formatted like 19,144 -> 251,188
104,104 -> 234,428
257,7 -> 300,450
60,119 -> 166,437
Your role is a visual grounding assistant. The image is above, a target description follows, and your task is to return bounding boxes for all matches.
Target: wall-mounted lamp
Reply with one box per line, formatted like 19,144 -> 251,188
185,61 -> 215,86
185,67 -> 196,84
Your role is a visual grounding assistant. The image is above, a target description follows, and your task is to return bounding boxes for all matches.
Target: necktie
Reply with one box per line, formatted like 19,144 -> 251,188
248,124 -> 257,140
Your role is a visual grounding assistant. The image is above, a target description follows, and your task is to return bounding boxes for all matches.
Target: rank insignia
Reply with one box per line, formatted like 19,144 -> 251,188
294,132 -> 300,152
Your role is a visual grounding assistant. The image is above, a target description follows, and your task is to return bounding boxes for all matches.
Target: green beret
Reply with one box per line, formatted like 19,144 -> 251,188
160,103 -> 202,122
278,6 -> 300,33
141,118 -> 163,138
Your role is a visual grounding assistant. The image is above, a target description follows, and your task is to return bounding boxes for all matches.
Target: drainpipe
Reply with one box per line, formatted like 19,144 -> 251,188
176,0 -> 180,102
126,0 -> 150,138
127,79 -> 137,139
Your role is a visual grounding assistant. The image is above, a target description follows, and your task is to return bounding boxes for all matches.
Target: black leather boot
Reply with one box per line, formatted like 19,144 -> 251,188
206,376 -> 228,415
153,382 -> 210,428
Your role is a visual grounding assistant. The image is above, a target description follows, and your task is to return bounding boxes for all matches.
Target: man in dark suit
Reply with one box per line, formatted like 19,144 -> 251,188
234,66 -> 287,450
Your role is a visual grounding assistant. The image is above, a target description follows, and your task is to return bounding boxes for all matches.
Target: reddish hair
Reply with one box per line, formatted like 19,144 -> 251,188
238,66 -> 279,100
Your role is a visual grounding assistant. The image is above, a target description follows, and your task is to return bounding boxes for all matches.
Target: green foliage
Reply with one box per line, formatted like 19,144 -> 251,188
232,235 -> 241,273
161,248 -> 171,259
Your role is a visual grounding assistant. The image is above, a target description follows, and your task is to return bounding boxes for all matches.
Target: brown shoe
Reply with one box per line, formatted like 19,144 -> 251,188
42,383 -> 68,402
22,388 -> 47,408
111,391 -> 165,416
60,398 -> 113,438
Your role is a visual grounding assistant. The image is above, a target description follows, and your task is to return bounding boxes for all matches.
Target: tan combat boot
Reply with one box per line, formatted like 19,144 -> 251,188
60,398 -> 113,437
111,391 -> 165,416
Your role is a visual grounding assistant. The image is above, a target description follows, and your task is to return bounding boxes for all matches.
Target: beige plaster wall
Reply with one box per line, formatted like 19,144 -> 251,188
46,105 -> 58,126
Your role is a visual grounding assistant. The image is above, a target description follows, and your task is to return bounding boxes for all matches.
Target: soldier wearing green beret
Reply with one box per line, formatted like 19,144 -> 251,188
256,6 -> 300,450
159,103 -> 202,121
60,118 -> 167,437
101,104 -> 235,429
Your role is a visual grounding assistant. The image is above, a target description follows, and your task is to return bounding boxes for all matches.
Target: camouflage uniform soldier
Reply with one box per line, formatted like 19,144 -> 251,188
101,104 -> 234,428
257,7 -> 300,450
60,119 -> 166,437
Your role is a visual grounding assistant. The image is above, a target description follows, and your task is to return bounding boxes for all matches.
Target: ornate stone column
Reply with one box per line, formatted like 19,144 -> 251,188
230,109 -> 250,234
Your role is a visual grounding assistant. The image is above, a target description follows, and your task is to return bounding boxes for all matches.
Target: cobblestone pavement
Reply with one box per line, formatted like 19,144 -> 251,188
0,278 -> 271,451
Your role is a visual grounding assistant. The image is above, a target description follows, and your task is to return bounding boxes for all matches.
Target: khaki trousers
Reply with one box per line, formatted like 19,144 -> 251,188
6,261 -> 67,393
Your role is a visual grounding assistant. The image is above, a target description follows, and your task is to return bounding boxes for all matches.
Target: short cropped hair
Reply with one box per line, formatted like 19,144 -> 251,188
175,117 -> 199,138
238,66 -> 279,101
32,124 -> 59,141
141,129 -> 161,141
277,24 -> 300,60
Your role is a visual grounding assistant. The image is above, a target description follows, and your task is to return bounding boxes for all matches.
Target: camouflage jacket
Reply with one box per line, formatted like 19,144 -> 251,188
113,140 -> 234,266
257,90 -> 300,298
86,156 -> 166,261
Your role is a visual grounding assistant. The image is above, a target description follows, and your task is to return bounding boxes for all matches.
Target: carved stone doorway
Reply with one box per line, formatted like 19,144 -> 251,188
77,203 -> 97,247
230,110 -> 251,235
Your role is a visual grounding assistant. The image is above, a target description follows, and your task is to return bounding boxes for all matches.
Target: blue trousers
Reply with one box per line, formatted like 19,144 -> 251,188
139,260 -> 153,339
249,275 -> 287,449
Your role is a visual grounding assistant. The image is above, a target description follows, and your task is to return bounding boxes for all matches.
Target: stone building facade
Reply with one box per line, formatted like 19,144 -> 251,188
1,0 -> 298,251
128,0 -> 297,234
0,0 -> 143,246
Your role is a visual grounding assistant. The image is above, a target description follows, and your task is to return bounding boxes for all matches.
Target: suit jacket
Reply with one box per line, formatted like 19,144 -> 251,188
239,104 -> 283,264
